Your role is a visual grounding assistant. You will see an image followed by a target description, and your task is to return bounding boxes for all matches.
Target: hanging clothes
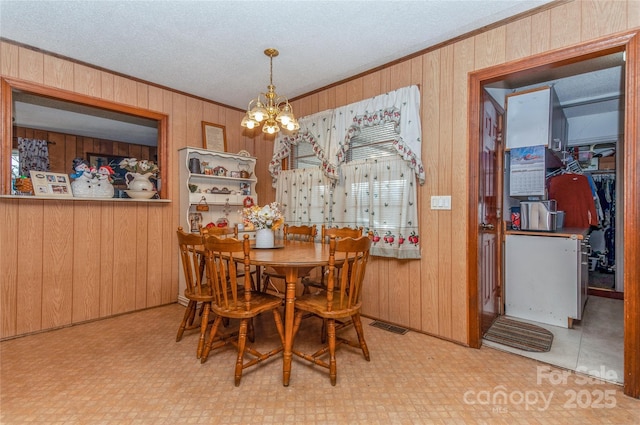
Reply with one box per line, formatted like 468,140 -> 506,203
18,137 -> 50,175
591,173 -> 616,269
548,173 -> 598,228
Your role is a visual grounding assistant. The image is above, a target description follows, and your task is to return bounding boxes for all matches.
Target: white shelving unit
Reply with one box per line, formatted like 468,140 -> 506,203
178,147 -> 258,235
177,147 -> 258,305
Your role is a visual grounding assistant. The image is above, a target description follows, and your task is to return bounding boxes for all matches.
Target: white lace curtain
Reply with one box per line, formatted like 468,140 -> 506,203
18,137 -> 50,176
332,156 -> 420,259
275,167 -> 331,226
272,86 -> 423,259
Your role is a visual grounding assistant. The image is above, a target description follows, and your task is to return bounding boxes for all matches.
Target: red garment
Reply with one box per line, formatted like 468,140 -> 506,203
548,174 -> 598,228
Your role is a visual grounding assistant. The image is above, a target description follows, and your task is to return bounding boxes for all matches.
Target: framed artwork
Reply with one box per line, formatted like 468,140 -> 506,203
29,171 -> 73,197
87,153 -> 128,187
202,121 -> 227,152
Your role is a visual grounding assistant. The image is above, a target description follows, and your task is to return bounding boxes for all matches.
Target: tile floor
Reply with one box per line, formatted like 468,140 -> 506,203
2,303 -> 638,424
483,295 -> 624,385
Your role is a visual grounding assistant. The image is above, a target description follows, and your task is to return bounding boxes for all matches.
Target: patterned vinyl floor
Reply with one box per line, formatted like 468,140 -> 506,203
1,303 -> 639,424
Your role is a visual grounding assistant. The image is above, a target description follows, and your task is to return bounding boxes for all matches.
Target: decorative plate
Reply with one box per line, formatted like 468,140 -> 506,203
237,150 -> 251,157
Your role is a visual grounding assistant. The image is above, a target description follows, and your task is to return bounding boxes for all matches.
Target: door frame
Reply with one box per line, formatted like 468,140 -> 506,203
467,30 -> 640,399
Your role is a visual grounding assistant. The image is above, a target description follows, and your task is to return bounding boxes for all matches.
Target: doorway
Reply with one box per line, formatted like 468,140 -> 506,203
467,31 -> 640,399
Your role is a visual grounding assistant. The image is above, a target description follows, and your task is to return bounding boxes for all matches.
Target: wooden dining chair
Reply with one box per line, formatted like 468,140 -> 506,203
176,226 -> 214,359
301,224 -> 363,294
261,224 -> 317,295
291,234 -> 372,385
200,224 -> 260,291
200,233 -> 285,386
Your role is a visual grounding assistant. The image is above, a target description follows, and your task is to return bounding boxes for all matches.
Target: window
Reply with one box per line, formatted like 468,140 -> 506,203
346,121 -> 398,161
285,121 -> 419,259
274,85 -> 423,258
290,140 -> 321,169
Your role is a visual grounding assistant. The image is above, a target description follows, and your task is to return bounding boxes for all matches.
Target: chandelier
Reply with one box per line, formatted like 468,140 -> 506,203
241,48 -> 299,134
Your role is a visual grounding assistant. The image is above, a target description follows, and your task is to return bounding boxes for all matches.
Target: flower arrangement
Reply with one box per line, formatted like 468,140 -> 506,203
242,202 -> 284,230
118,158 -> 159,176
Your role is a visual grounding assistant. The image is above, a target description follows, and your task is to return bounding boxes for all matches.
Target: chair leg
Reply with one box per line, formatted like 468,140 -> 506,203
321,318 -> 327,344
248,317 -> 255,343
201,316 -> 223,363
352,313 -> 370,361
176,300 -> 196,342
327,319 -> 337,386
235,319 -> 249,386
196,302 -> 210,359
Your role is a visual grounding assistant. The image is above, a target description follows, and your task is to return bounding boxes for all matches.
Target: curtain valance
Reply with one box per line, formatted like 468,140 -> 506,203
270,85 -> 424,186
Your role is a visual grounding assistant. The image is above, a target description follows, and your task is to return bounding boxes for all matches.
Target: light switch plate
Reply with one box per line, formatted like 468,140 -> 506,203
430,195 -> 452,210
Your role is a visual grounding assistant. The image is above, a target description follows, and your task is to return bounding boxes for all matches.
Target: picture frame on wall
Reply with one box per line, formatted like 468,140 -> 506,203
29,171 -> 73,197
202,121 -> 227,152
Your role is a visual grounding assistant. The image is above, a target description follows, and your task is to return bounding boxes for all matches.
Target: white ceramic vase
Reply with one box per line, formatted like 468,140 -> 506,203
255,228 -> 275,248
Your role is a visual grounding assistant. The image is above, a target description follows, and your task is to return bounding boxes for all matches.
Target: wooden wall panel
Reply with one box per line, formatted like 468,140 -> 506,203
111,204 -> 137,315
44,56 -> 74,91
146,204 -> 164,306
420,50 -> 441,335
41,201 -> 73,329
73,63 -> 102,97
581,0 -> 627,40
134,204 -> 150,310
505,18 -> 532,62
16,200 -> 44,334
100,72 -> 114,101
631,0 -> 640,28
186,97 -> 202,148
530,10 -> 552,54
549,0 -> 582,49
71,202 -> 101,323
474,27 -> 506,70
18,47 -> 43,83
436,44 -> 454,340
451,37 -> 475,342
0,42 -> 19,77
0,199 -> 19,338
99,203 -> 115,317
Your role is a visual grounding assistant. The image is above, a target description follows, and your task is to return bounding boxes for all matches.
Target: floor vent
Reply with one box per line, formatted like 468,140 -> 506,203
370,321 -> 409,335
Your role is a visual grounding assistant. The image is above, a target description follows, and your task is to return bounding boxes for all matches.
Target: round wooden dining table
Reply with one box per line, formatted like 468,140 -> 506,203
232,239 -> 345,386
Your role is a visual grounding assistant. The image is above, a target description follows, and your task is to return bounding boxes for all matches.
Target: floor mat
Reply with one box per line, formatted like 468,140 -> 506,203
484,316 -> 553,352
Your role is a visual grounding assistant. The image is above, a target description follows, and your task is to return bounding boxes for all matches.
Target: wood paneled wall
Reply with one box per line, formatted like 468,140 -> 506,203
286,0 -> 639,345
0,42 -> 274,339
1,0 -> 638,346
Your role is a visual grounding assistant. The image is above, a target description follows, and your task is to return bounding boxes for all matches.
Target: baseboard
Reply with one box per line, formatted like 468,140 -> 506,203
588,288 -> 624,300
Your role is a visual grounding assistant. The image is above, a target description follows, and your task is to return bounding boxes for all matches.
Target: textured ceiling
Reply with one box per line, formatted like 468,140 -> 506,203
1,0 -> 624,146
1,0 -> 554,109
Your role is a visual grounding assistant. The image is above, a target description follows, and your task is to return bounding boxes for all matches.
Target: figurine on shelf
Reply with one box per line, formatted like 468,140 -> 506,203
94,165 -> 115,198
70,157 -> 96,198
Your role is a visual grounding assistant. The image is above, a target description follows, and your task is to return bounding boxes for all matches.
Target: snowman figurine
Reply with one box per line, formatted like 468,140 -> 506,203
94,165 -> 115,198
70,157 -> 95,197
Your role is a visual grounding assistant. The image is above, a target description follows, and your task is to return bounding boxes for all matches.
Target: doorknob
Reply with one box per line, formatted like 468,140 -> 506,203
480,222 -> 495,230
